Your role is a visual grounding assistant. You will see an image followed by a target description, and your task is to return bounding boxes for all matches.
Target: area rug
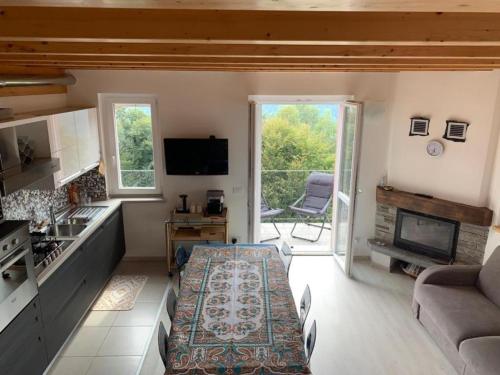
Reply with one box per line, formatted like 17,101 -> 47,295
92,275 -> 148,311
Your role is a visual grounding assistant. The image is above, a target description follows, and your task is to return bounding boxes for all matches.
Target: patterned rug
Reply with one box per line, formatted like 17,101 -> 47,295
92,275 -> 148,311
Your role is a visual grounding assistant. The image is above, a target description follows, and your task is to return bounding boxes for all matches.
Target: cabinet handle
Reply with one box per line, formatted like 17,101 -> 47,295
35,316 -> 39,322
38,336 -> 42,342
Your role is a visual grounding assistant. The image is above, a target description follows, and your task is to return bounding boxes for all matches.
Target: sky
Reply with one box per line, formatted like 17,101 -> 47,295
262,103 -> 339,121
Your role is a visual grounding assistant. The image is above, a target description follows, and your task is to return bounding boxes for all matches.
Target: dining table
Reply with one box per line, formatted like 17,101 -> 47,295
165,244 -> 311,375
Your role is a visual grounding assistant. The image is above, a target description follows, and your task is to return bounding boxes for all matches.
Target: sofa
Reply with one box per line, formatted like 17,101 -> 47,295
413,246 -> 500,375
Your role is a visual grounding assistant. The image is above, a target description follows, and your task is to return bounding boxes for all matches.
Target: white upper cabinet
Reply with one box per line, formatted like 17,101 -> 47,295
74,108 -> 100,171
49,108 -> 101,187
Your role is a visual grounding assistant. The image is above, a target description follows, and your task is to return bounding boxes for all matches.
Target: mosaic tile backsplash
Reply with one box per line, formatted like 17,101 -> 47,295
1,166 -> 107,228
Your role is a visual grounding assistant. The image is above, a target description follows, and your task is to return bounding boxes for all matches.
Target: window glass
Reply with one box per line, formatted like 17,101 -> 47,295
112,103 -> 155,189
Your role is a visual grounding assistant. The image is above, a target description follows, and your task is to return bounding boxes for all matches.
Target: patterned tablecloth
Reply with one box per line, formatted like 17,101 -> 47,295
166,244 -> 311,375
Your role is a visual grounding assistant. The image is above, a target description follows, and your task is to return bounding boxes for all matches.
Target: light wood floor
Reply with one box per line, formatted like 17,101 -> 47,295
140,257 -> 457,375
290,257 -> 457,375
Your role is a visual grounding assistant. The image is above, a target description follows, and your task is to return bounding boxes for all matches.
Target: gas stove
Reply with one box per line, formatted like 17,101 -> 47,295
31,235 -> 72,277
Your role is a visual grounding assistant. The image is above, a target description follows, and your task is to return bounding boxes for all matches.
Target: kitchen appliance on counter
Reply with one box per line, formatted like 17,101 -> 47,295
0,220 -> 37,333
207,190 -> 224,215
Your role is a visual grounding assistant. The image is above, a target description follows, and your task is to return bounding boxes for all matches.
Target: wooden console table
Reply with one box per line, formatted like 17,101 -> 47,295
165,209 -> 228,274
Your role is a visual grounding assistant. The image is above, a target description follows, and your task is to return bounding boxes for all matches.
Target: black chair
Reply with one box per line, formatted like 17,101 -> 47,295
279,242 -> 293,276
175,246 -> 189,289
158,321 -> 168,368
300,285 -> 311,332
289,172 -> 334,242
260,194 -> 284,242
166,288 -> 177,323
305,320 -> 317,365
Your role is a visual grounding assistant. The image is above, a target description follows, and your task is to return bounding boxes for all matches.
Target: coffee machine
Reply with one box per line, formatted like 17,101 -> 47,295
206,190 -> 224,215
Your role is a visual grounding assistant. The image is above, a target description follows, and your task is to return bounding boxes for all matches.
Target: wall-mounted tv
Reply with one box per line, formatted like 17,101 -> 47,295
164,137 -> 228,175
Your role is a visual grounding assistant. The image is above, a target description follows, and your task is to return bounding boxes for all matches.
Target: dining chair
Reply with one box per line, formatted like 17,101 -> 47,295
166,288 -> 177,323
175,245 -> 189,288
279,241 -> 293,276
305,320 -> 317,365
158,321 -> 169,368
300,284 -> 312,332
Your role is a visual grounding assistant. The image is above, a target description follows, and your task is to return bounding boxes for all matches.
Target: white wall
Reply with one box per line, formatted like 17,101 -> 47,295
483,81 -> 500,261
67,70 -> 397,257
387,71 -> 500,206
0,93 -> 67,113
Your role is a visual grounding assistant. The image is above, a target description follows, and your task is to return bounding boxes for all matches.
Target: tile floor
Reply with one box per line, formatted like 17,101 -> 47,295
47,260 -> 171,375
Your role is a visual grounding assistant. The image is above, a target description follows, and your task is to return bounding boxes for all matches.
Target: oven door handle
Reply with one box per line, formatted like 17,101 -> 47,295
0,247 -> 29,273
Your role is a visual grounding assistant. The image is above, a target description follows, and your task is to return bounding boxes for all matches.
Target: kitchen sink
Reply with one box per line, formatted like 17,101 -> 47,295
47,224 -> 87,238
58,218 -> 89,225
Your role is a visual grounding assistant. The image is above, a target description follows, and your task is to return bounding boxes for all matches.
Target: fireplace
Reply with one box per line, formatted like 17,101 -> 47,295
394,209 -> 460,262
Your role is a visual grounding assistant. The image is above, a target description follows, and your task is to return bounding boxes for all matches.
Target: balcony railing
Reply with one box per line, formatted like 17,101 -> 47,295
261,169 -> 333,222
120,169 -> 155,188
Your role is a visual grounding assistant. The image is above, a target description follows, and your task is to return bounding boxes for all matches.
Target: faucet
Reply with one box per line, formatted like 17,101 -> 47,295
49,205 -> 57,226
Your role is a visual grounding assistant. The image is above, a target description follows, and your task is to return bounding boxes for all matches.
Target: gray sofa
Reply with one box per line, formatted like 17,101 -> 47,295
413,246 -> 500,375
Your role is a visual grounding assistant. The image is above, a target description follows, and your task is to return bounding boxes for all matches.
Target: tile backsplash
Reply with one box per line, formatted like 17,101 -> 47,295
1,166 -> 107,227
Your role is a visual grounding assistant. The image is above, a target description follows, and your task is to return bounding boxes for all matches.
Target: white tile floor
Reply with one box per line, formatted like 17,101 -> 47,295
47,260 -> 171,375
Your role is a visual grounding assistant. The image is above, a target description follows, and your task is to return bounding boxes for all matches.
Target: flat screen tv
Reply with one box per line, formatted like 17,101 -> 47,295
164,137 -> 228,175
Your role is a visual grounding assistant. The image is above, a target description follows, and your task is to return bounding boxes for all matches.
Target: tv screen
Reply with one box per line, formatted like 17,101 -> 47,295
164,138 -> 228,175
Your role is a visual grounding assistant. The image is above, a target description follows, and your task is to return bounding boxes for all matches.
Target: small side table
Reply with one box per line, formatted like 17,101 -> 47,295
165,209 -> 228,274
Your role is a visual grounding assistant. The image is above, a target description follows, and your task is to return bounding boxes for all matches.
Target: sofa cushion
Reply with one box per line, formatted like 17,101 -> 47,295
415,284 -> 500,348
460,336 -> 500,375
477,246 -> 500,308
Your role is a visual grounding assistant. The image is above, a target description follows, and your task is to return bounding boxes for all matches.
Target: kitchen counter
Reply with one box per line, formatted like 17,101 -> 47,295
36,199 -> 122,285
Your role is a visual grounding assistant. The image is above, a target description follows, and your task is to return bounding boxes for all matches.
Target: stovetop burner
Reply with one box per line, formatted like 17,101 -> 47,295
30,234 -> 71,274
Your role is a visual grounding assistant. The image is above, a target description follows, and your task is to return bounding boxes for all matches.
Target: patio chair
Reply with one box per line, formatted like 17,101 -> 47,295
260,194 -> 285,242
289,172 -> 334,242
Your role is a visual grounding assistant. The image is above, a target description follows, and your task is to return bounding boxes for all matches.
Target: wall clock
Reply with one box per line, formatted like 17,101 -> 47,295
426,140 -> 444,157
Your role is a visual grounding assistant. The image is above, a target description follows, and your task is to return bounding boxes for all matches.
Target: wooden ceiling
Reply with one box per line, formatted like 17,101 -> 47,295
2,1 -> 500,73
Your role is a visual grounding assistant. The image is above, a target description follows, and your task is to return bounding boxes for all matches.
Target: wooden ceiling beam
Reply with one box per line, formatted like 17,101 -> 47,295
1,0 -> 500,13
4,54 -> 500,66
2,61 -> 492,70
3,7 -> 500,44
3,42 -> 500,59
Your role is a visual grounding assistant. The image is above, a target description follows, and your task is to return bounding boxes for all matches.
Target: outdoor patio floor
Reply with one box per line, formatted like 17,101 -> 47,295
260,222 -> 332,254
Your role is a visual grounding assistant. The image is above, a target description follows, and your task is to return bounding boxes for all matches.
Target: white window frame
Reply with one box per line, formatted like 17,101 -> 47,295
99,93 -> 163,196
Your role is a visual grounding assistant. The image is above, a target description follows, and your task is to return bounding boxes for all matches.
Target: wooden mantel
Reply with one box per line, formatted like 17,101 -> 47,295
376,186 -> 493,227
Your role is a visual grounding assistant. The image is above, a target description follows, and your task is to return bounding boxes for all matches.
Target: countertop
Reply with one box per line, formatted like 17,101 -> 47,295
36,199 -> 123,285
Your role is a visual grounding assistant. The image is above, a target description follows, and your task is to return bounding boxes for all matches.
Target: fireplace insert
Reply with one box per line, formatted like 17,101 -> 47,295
394,209 -> 459,262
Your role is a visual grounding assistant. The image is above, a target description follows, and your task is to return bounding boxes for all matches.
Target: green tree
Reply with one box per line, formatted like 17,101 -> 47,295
114,106 -> 155,187
261,105 -> 337,221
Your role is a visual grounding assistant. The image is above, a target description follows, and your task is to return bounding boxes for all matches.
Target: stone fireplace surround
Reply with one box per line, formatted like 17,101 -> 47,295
375,203 -> 488,265
373,186 -> 493,265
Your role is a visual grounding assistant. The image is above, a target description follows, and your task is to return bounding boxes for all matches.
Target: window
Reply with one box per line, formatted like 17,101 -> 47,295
100,94 -> 162,195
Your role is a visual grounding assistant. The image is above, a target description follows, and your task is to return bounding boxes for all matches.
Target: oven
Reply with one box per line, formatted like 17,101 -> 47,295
0,222 -> 37,333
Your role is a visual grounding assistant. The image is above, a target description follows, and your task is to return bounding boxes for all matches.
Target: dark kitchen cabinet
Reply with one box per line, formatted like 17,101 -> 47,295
39,244 -> 91,360
86,209 -> 125,297
0,297 -> 48,375
39,207 -> 125,362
